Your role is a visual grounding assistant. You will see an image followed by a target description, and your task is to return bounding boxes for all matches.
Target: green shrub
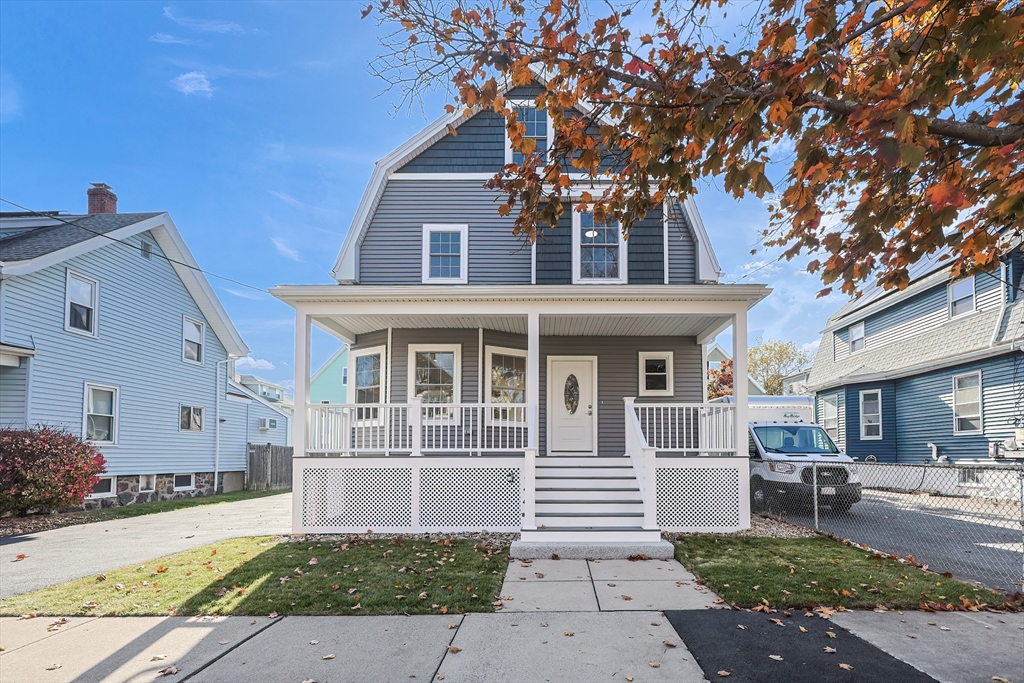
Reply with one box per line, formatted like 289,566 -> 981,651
0,427 -> 107,514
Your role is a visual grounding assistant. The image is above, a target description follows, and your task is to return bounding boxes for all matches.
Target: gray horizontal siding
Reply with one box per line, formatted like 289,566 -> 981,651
894,353 -> 1020,462
2,230 -> 236,476
388,328 -> 481,404
667,203 -> 697,284
358,181 -> 532,285
0,361 -> 27,428
535,209 -> 572,285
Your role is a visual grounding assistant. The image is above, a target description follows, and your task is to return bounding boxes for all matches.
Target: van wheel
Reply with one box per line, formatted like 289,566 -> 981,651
751,478 -> 768,513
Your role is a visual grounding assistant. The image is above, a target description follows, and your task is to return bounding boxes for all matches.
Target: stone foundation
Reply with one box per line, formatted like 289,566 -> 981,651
80,471 -> 240,510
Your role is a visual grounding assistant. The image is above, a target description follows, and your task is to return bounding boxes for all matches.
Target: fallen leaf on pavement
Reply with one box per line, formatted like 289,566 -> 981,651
46,664 -> 62,671
13,554 -> 26,561
310,640 -> 319,645
535,573 -> 544,578
839,663 -> 853,671
269,612 -> 279,618
625,677 -> 634,682
717,672 -> 731,677
939,626 -> 950,631
541,640 -> 547,644
447,646 -> 461,653
769,654 -> 784,661
649,662 -> 660,668
564,631 -> 574,637
826,631 -> 837,638
540,622 -> 548,627
447,623 -> 458,629
651,622 -> 661,626
799,626 -> 808,633
714,599 -> 725,604
157,666 -> 179,676
663,641 -> 676,648
621,595 -> 632,601
322,654 -> 336,660
824,646 -> 836,654
769,618 -> 784,627
302,679 -> 316,683
737,624 -> 746,630
151,655 -> 168,661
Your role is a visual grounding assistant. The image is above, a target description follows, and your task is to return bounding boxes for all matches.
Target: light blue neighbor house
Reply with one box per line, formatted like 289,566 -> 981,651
807,241 -> 1024,462
0,184 -> 289,506
309,346 -> 349,405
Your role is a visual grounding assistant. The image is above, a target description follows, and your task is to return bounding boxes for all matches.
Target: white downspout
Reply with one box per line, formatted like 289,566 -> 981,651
215,358 -> 231,494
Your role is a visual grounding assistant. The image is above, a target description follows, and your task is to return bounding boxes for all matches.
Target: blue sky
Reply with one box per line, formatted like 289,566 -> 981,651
0,1 -> 845,391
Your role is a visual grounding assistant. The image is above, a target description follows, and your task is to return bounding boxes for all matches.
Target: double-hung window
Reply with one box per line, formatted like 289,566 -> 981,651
66,270 -> 98,336
859,389 -> 882,440
505,104 -> 550,166
486,346 -> 526,422
638,352 -> 674,397
821,395 -> 839,441
84,383 -> 118,444
409,344 -> 461,421
849,322 -> 865,353
952,372 -> 982,434
349,346 -> 385,420
422,224 -> 468,284
179,404 -> 204,432
948,278 -> 975,317
183,316 -> 205,365
572,210 -> 627,283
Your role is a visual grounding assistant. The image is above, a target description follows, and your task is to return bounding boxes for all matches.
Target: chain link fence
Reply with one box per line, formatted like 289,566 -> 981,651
776,461 -> 1024,593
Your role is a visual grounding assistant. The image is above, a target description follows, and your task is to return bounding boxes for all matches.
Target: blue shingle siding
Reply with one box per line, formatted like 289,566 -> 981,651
399,111 -> 506,173
0,361 -> 28,428
667,204 -> 697,284
358,180 -> 532,285
843,382 -> 897,462
535,210 -> 573,285
894,354 -> 1019,462
1,231 -> 234,476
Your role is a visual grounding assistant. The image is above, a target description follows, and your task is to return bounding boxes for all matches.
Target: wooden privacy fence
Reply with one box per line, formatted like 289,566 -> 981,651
247,443 -> 293,490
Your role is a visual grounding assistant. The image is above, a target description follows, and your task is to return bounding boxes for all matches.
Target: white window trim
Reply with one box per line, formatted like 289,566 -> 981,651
140,239 -> 154,259
182,315 -> 206,367
821,394 -> 839,439
849,322 -> 865,354
421,224 -> 469,284
348,345 -> 387,404
638,351 -> 674,397
342,366 -> 349,386
139,474 -> 156,492
179,403 -> 205,433
858,389 -> 883,441
952,371 -> 983,435
948,277 -> 976,318
83,382 -> 119,446
407,344 -> 462,413
571,207 -> 628,284
65,269 -> 99,338
86,475 -> 117,499
485,345 -> 528,424
503,99 -> 556,166
173,473 -> 196,492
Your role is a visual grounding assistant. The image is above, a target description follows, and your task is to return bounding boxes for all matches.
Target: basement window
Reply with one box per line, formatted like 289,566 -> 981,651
173,473 -> 195,491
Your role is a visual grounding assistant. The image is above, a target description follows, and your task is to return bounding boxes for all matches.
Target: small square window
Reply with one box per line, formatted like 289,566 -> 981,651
173,473 -> 195,491
140,474 -> 156,492
422,225 -> 468,283
180,404 -> 204,432
88,476 -> 115,498
638,352 -> 674,397
849,322 -> 865,353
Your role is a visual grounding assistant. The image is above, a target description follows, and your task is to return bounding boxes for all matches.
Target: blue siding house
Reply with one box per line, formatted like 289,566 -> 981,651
807,242 -> 1024,462
309,346 -> 349,405
0,184 -> 284,506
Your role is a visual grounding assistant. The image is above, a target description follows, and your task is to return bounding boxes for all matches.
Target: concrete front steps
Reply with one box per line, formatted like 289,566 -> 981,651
512,456 -> 674,559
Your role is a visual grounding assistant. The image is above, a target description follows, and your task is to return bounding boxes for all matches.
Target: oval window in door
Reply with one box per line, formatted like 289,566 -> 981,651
564,374 -> 580,414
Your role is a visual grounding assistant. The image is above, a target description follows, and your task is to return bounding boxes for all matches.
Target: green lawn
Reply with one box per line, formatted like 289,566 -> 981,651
675,535 -> 1002,611
0,536 -> 507,617
0,489 -> 289,536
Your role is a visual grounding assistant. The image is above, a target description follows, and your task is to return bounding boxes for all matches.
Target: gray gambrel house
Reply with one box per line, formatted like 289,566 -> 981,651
806,241 -> 1024,463
0,185 -> 288,506
273,82 -> 770,554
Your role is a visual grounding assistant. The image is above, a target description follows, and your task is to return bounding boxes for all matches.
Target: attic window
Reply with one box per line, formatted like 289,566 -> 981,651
849,322 -> 865,353
505,102 -> 553,166
140,240 -> 154,259
948,277 -> 975,317
421,224 -> 468,284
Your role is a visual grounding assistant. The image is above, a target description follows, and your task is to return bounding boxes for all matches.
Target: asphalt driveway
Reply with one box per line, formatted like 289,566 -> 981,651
0,493 -> 291,599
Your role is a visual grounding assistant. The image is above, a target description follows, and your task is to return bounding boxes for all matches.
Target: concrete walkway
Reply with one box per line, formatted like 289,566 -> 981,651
0,494 -> 291,599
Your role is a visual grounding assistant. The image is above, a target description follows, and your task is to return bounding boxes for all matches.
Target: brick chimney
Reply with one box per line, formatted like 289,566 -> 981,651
87,183 -> 117,214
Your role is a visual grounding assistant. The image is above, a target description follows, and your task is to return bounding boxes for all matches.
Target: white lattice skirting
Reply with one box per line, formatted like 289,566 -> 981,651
294,457 -> 523,533
655,457 -> 750,532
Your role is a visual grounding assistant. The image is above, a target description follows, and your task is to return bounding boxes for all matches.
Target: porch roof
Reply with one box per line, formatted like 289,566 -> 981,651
271,284 -> 769,344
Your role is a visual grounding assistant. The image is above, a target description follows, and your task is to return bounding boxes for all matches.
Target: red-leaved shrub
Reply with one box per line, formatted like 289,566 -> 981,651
0,427 -> 107,514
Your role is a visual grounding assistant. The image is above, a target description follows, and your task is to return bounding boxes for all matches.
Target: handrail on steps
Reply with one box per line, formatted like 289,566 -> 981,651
623,397 -> 658,529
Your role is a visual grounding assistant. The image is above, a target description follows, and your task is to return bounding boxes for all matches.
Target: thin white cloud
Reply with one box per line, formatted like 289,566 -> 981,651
801,339 -> 821,357
271,236 -> 300,261
235,357 -> 275,371
171,71 -> 213,97
739,258 -> 781,277
224,287 -> 265,300
0,71 -> 23,124
268,190 -> 345,220
162,6 -> 254,35
149,33 -> 195,45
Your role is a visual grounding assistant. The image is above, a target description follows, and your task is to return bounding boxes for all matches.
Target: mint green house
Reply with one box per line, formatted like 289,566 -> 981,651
309,346 -> 348,404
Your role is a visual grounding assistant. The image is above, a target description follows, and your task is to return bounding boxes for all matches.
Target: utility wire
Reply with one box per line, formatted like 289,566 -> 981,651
0,198 -> 269,295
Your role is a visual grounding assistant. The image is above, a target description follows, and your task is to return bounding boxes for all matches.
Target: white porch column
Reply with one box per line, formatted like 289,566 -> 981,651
527,312 -> 540,449
292,309 -> 311,534
732,308 -> 751,529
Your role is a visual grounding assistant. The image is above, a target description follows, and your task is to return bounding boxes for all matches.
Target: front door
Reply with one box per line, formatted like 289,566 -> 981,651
548,357 -> 597,454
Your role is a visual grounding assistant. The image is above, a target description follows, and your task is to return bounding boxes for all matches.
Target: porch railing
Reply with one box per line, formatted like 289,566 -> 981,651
633,402 -> 737,455
624,398 -> 658,529
306,400 -> 534,457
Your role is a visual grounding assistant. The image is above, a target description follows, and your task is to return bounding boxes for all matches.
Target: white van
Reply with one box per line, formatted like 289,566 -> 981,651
747,421 -> 862,513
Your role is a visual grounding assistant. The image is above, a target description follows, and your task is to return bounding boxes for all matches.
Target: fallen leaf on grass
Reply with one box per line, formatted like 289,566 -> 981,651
82,601 -> 99,608
447,646 -> 462,653
156,566 -> 167,574
96,574 -> 105,582
839,663 -> 854,671
269,612 -> 279,618
322,654 -> 336,660
309,558 -> 319,566
351,604 -> 362,611
769,655 -> 784,661
157,666 -> 179,676
151,655 -> 168,661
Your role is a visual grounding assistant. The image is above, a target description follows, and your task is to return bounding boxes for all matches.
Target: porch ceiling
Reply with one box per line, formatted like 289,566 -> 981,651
313,313 -> 724,338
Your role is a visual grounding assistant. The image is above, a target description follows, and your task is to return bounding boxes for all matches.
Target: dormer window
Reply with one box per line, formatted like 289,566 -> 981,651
505,102 -> 552,166
849,322 -> 865,353
948,277 -> 975,317
572,210 -> 627,284
422,224 -> 468,284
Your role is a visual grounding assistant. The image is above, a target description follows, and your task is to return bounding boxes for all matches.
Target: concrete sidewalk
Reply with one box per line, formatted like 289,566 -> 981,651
0,494 -> 291,599
2,611 -> 1021,683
